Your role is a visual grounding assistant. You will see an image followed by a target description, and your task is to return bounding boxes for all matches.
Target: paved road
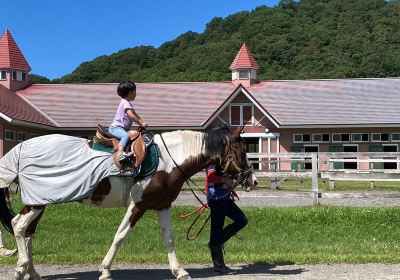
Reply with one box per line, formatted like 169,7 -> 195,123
1,263 -> 400,279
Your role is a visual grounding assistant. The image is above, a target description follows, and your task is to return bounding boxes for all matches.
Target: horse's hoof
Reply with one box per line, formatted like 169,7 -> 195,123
14,271 -> 25,280
177,271 -> 191,280
177,275 -> 192,280
27,269 -> 42,280
99,270 -> 112,280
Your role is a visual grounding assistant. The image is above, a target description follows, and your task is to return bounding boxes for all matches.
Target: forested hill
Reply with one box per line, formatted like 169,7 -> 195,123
49,0 -> 400,84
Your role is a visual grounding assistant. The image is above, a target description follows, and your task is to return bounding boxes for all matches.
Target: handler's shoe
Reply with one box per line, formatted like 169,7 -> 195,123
0,247 -> 17,257
209,245 -> 233,274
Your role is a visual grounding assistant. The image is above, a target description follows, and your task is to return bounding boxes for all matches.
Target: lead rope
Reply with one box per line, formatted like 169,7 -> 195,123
159,134 -> 210,240
159,134 -> 207,207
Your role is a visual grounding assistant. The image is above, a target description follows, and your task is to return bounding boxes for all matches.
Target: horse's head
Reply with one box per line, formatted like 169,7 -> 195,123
206,125 -> 253,182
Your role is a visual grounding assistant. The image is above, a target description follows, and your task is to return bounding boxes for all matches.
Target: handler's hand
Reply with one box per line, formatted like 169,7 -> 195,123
230,191 -> 239,201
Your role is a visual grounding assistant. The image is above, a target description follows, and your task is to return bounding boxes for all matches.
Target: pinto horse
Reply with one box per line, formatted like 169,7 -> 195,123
0,125 -> 253,280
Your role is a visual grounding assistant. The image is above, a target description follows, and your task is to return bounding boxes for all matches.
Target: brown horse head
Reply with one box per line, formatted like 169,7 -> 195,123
206,124 -> 251,178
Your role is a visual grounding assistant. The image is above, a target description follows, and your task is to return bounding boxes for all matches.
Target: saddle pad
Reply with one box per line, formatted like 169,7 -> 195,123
93,142 -> 114,153
137,143 -> 160,178
92,142 -> 160,178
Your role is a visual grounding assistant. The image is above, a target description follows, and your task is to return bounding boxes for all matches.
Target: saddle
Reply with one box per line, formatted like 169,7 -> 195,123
95,124 -> 148,175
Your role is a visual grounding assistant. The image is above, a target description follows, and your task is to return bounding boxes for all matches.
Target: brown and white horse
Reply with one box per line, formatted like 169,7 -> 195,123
0,126 -> 254,280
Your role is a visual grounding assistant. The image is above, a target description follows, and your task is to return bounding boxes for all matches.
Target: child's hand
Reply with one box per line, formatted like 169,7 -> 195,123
141,122 -> 148,129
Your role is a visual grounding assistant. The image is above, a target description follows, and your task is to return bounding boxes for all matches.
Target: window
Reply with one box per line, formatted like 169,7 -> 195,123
312,133 -> 330,143
238,69 -> 249,79
351,133 -> 369,142
229,104 -> 253,126
17,132 -> 26,142
22,72 -> 26,81
4,130 -> 16,141
245,137 -> 260,170
371,133 -> 389,142
12,71 -> 17,80
343,145 -> 358,170
293,134 -> 302,143
332,133 -> 350,142
304,145 -> 319,170
392,133 -> 400,142
293,134 -> 311,143
0,70 -> 6,80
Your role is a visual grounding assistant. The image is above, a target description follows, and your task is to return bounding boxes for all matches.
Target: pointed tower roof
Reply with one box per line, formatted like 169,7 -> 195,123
0,29 -> 31,71
229,43 -> 259,70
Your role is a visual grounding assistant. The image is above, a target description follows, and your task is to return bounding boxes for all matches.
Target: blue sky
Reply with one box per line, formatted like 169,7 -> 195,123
1,0 -> 279,80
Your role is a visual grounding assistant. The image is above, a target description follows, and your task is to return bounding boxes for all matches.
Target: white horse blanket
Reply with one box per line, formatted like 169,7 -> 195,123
0,134 -> 119,205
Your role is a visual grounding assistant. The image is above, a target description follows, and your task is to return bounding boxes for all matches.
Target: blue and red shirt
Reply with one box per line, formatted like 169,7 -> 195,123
205,164 -> 231,200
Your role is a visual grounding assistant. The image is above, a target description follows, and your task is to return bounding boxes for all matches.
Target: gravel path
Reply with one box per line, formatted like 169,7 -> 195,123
175,189 -> 400,208
0,263 -> 400,279
2,189 -> 400,279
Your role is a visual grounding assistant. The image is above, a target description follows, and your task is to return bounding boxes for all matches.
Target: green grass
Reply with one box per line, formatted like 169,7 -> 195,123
2,204 -> 400,265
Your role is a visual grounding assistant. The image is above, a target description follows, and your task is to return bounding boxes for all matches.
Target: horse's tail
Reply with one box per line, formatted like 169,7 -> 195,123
0,144 -> 21,233
0,188 -> 15,234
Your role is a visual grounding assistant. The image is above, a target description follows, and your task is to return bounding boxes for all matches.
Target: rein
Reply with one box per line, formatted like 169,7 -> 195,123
159,134 -> 207,207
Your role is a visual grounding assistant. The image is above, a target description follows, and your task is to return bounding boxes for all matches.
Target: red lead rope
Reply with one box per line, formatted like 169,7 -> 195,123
179,204 -> 210,240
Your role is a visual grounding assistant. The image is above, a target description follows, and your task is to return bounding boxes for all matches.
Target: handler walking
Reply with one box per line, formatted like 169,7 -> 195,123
205,163 -> 248,274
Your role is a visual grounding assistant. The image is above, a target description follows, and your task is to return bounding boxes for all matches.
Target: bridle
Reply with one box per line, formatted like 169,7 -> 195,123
221,136 -> 252,184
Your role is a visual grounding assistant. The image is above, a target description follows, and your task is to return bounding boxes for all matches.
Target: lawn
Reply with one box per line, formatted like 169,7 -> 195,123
2,204 -> 400,265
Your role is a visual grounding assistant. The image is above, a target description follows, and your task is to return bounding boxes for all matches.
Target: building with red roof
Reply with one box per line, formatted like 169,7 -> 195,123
1,29 -> 400,171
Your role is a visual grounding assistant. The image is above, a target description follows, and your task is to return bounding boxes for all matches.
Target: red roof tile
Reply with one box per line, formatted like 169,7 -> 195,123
18,82 -> 236,128
0,29 -> 31,72
229,43 -> 259,70
250,78 -> 400,126
4,78 -> 400,129
0,86 -> 56,126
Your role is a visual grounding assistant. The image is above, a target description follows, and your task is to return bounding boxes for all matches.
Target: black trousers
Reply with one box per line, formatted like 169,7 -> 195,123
208,198 -> 248,248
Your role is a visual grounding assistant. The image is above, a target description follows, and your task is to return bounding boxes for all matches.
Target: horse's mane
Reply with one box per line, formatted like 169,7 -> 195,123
160,126 -> 229,162
178,130 -> 206,159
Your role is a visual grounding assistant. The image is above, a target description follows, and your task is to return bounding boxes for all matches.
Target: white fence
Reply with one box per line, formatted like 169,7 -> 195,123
247,152 -> 400,205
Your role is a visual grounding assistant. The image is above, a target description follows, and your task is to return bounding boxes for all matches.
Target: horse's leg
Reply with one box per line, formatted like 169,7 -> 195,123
25,209 -> 45,280
25,236 -> 40,280
99,203 -> 145,280
12,206 -> 44,280
157,208 -> 191,280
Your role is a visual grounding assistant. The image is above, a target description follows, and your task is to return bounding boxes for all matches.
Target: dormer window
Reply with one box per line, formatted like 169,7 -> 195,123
230,104 -> 254,126
11,70 -> 27,81
0,70 -> 6,80
238,69 -> 249,79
